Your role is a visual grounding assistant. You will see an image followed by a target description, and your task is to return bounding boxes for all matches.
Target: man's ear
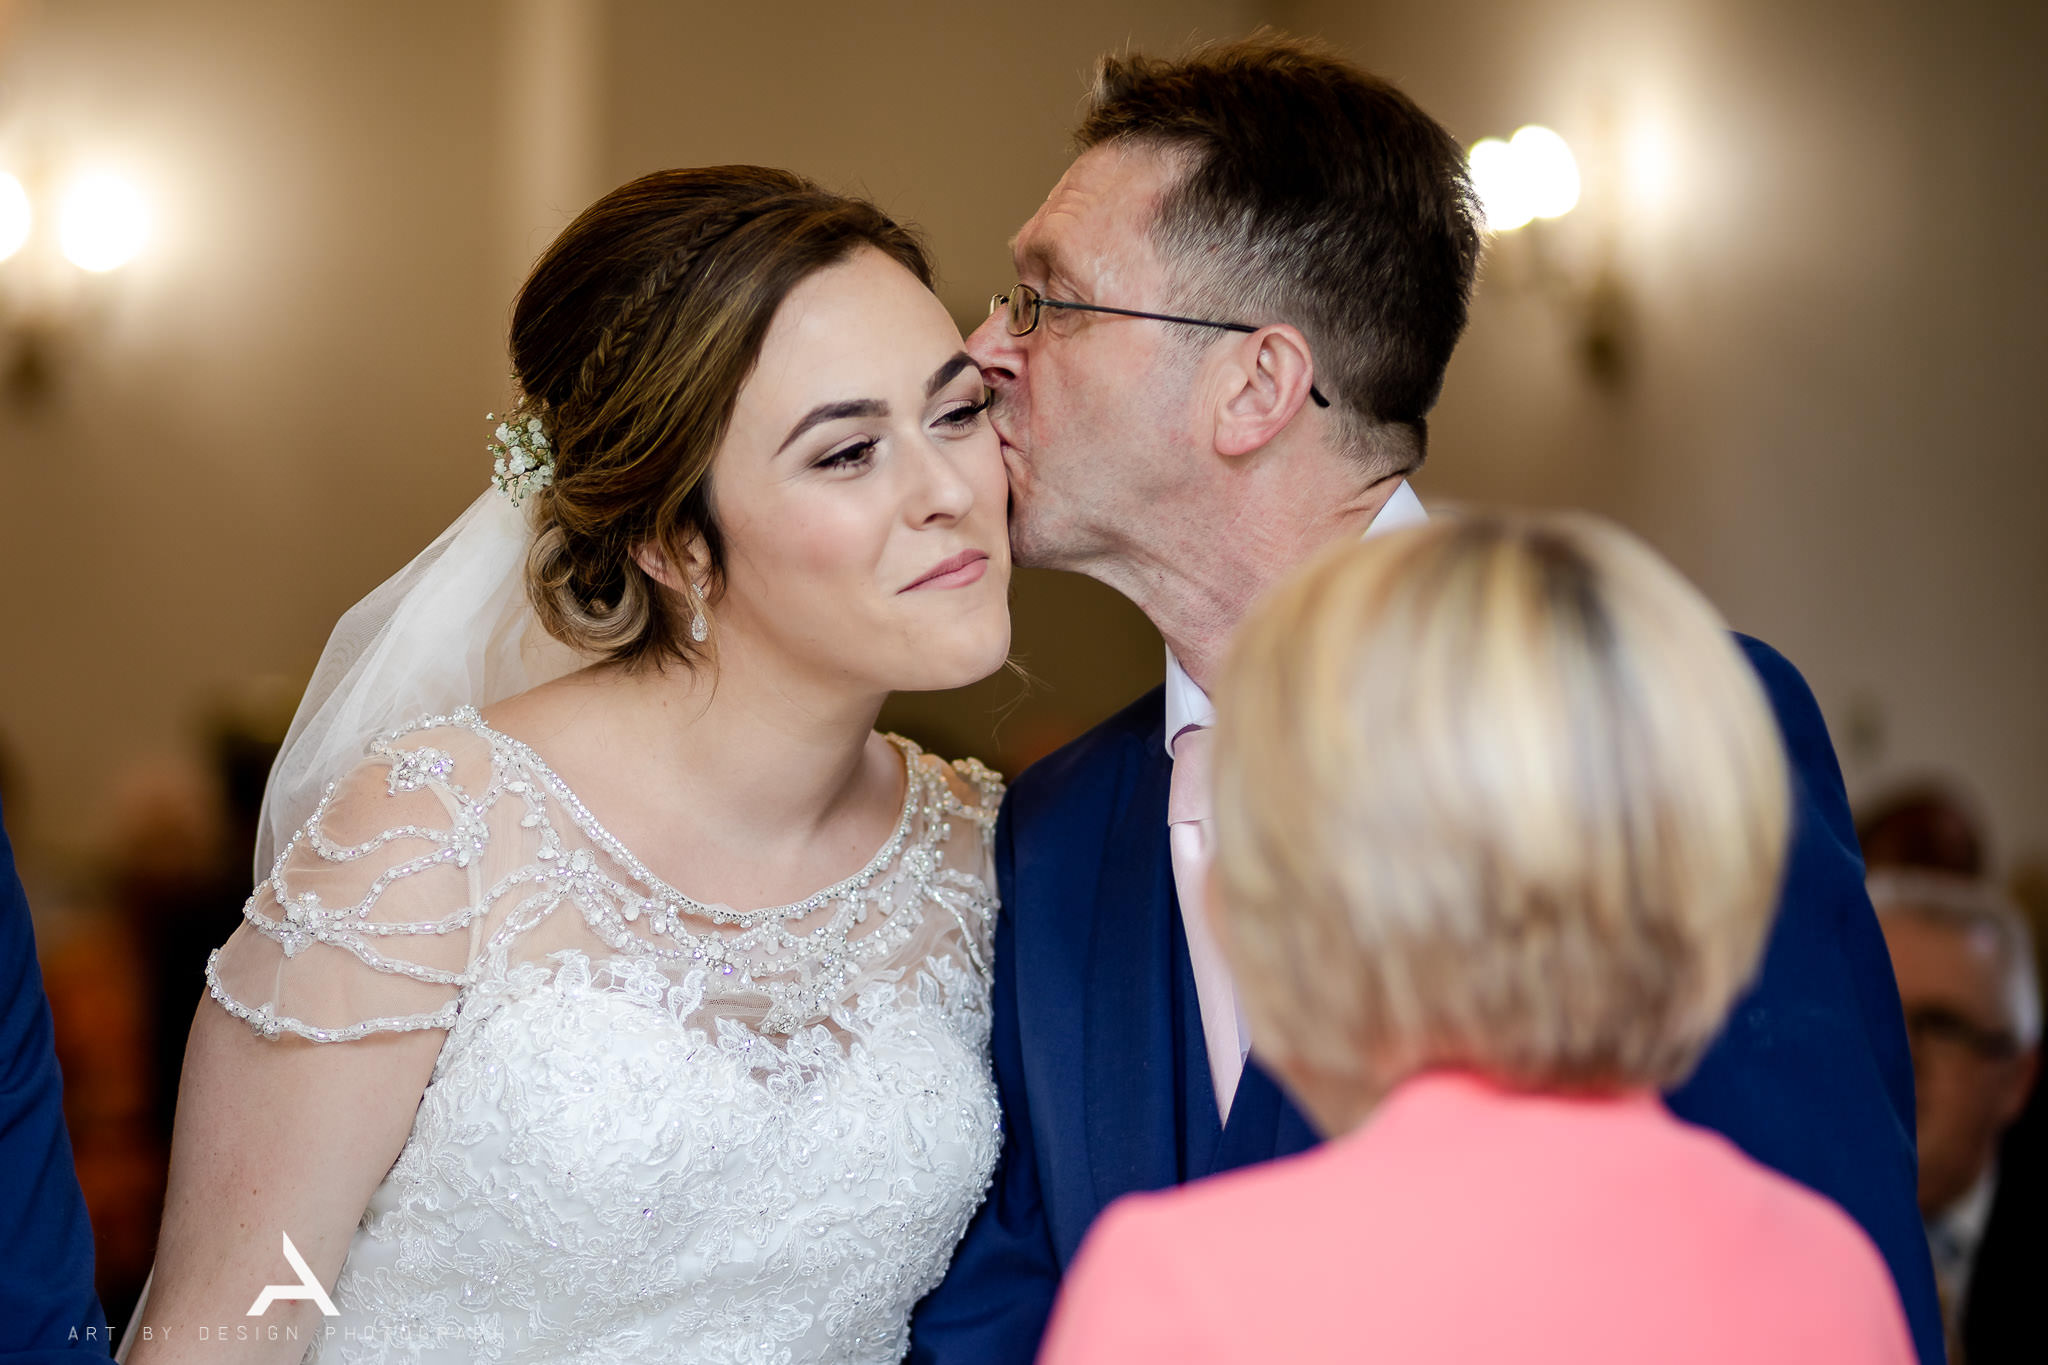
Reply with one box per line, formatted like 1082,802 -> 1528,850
1213,324 -> 1319,458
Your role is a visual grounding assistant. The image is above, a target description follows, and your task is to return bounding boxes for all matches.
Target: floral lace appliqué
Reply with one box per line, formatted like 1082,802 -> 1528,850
309,949 -> 1000,1364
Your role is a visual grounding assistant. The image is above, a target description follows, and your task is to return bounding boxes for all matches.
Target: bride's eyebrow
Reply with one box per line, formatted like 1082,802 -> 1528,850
925,352 -> 975,397
776,353 -> 978,455
778,398 -> 885,454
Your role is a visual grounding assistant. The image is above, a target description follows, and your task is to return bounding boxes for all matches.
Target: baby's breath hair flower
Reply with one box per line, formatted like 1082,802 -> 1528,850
487,401 -> 555,506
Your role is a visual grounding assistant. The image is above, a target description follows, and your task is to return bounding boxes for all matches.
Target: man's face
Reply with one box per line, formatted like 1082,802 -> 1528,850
1881,912 -> 2040,1216
968,142 -> 1200,570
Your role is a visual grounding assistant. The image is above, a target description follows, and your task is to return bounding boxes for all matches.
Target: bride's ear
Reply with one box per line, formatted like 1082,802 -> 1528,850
631,536 -> 711,599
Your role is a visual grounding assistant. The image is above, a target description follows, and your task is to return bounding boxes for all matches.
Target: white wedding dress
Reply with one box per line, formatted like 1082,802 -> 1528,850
206,709 -> 1004,1365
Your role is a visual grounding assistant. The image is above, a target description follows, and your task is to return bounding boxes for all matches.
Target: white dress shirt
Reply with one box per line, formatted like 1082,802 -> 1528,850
1926,1165 -> 1997,1319
1165,478 -> 1428,1121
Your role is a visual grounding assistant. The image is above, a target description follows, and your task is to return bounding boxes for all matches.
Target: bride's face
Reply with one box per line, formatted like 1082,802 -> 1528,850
705,247 -> 1011,697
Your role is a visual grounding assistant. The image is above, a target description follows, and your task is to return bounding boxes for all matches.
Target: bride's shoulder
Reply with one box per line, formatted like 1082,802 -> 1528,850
475,665 -> 605,736
300,709 -> 503,850
894,739 -> 1004,921
366,707 -> 501,785
373,706 -> 499,761
894,734 -> 1006,821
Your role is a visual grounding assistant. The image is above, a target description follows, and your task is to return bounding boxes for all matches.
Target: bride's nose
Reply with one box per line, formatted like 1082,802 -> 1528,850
909,441 -> 976,526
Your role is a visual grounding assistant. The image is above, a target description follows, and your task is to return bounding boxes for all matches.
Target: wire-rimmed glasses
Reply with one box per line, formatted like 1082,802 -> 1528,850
989,282 -> 1330,408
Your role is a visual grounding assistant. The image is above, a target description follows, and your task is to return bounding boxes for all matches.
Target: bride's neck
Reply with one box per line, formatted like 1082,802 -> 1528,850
597,632 -> 891,843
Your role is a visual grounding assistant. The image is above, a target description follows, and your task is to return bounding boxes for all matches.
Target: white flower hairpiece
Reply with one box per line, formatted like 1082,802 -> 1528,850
487,404 -> 555,506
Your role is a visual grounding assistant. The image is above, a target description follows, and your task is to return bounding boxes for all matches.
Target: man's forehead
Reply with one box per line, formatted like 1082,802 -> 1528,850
1011,142 -> 1180,283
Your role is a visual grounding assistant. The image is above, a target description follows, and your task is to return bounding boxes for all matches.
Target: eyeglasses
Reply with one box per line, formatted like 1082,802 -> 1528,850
989,282 -> 1330,408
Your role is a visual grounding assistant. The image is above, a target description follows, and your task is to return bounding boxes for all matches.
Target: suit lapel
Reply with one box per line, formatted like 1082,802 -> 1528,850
1211,1055 -> 1322,1173
1210,1057 -> 1280,1175
1269,1069 -> 1322,1158
1084,737 -> 1181,1211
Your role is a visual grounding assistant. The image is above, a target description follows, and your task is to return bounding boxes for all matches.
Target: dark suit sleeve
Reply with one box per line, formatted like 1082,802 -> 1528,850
0,793 -> 109,1359
909,799 -> 1063,1365
1667,638 -> 1943,1365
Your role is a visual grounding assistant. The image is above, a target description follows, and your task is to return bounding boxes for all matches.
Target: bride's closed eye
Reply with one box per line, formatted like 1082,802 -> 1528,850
932,390 -> 993,433
813,438 -> 879,473
810,390 -> 991,474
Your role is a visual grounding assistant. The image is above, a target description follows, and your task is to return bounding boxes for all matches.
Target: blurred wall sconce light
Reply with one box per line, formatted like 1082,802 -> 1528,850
1469,125 -> 1581,231
0,161 -> 151,401
1468,125 -> 1632,388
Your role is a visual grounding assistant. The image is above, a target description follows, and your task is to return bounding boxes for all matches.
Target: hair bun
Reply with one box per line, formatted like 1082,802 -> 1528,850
526,516 -> 656,657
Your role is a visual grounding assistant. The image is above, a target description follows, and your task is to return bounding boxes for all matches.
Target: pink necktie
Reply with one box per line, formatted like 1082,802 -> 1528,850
1167,725 -> 1248,1122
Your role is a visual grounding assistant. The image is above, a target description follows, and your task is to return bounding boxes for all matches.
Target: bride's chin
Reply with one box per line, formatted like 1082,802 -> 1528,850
884,622 -> 1014,694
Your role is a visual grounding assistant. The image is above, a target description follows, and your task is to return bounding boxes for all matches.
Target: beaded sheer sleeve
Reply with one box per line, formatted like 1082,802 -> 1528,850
204,708 -> 1005,1365
208,723 -> 494,1041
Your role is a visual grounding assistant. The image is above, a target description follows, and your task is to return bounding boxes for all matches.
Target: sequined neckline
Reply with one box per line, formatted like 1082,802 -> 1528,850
437,706 -> 924,924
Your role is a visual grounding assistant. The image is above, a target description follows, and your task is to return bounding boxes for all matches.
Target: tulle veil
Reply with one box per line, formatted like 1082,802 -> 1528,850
253,488 -> 583,880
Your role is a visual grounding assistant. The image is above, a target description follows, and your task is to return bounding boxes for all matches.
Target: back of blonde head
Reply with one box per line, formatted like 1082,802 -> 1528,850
1212,513 -> 1791,1110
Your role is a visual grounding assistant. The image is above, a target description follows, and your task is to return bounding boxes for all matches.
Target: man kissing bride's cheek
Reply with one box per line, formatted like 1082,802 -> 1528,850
915,32 -> 1936,1365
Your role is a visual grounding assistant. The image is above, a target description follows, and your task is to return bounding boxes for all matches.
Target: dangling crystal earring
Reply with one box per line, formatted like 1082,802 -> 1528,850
688,585 -> 709,643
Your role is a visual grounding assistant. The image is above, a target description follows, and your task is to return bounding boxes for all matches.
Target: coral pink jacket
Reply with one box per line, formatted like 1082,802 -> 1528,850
1039,1071 -> 1914,1365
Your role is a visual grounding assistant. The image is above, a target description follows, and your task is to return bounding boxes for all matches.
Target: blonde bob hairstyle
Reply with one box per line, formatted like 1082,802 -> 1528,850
1210,512 -> 1791,1114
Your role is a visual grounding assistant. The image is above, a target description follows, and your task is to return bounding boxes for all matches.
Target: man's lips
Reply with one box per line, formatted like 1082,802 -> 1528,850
901,549 -> 990,593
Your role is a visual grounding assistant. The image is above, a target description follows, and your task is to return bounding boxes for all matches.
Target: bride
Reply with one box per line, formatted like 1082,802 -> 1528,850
131,166 -> 1012,1364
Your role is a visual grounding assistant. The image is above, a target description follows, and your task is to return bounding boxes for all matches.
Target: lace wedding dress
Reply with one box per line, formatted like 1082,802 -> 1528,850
206,709 -> 1004,1364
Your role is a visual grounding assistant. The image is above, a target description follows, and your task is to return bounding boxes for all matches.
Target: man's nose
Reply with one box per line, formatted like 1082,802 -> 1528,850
967,310 -> 1021,389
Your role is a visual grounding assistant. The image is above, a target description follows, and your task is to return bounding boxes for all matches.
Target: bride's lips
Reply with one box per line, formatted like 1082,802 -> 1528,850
901,549 -> 990,593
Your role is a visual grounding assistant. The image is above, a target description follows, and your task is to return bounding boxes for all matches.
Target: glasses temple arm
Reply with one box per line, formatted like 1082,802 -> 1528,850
1029,298 -> 1331,407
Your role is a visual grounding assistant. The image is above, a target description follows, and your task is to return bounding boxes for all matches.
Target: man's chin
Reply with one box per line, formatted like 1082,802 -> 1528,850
1004,506 -> 1061,571
1001,448 -> 1032,530
1000,452 -> 1085,570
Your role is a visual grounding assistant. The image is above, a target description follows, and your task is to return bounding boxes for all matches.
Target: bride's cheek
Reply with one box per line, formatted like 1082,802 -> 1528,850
972,441 -> 1010,511
770,488 -> 866,563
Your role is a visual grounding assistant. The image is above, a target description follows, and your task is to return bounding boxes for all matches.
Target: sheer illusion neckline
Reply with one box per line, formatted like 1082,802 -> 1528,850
446,707 -> 922,923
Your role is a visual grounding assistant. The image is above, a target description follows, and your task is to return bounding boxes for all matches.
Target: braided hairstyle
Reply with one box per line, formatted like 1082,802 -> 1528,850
510,166 -> 932,667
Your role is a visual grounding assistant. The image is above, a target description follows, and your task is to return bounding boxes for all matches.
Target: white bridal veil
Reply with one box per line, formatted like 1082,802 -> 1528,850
254,489 -> 583,879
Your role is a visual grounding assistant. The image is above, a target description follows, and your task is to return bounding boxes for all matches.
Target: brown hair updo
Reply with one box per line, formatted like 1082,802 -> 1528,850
511,166 -> 933,667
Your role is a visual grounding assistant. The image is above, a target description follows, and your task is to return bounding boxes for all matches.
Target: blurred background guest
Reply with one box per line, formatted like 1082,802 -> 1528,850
1873,871 -> 2042,1365
1038,514 -> 1913,1365
1860,785 -> 1990,880
32,696 -> 283,1334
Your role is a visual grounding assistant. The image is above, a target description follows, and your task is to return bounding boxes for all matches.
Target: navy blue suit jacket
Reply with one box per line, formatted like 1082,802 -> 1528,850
911,635 -> 1943,1365
0,793 -> 108,1359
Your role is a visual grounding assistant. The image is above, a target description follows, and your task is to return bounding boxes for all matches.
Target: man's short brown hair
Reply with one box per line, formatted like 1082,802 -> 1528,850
1076,33 -> 1482,476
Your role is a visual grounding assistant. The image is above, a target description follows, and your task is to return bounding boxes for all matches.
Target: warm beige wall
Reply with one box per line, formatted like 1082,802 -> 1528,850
1285,0 -> 2048,870
1,0 -> 510,857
